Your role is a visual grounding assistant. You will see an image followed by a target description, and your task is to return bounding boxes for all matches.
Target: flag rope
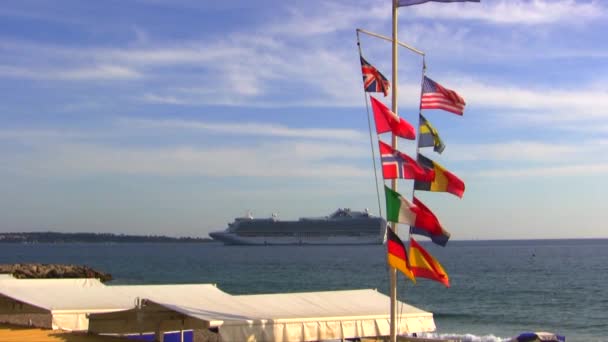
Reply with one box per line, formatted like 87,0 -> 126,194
356,30 -> 383,219
411,55 -> 427,241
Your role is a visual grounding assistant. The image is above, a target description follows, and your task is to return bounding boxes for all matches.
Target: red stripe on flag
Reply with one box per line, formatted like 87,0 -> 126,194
387,239 -> 407,260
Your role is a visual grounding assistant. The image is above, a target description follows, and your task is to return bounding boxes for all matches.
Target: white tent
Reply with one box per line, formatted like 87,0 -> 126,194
228,289 -> 434,341
89,288 -> 435,342
0,278 -> 130,331
0,279 -> 231,332
0,278 -> 436,341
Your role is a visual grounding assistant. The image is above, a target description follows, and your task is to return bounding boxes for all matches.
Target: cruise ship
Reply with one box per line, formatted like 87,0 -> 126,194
208,208 -> 387,245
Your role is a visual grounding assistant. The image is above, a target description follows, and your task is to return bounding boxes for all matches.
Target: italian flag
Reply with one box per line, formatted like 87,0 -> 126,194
384,185 -> 417,225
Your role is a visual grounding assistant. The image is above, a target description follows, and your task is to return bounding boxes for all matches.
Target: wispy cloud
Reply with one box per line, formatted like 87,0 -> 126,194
265,1 -> 389,37
0,129 -> 89,141
0,64 -> 142,80
408,0 -> 604,25
121,118 -> 367,141
3,141 -> 369,179
0,122 -> 371,179
476,163 -> 608,178
457,78 -> 608,120
447,140 -> 607,162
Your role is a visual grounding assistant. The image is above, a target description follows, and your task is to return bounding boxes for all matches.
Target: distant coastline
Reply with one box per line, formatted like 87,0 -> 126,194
0,232 -> 214,244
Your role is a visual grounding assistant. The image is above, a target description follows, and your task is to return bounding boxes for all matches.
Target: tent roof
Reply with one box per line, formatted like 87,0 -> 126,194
0,278 -> 436,340
90,288 -> 436,341
236,289 -> 429,321
0,280 -> 229,313
0,278 -> 126,312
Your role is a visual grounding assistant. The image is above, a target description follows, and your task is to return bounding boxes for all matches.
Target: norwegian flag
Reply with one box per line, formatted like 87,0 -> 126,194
379,140 -> 434,181
421,76 -> 466,115
361,56 -> 390,97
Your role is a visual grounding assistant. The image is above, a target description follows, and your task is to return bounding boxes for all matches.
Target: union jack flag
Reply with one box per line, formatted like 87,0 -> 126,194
421,76 -> 465,115
379,141 -> 434,181
361,56 -> 390,97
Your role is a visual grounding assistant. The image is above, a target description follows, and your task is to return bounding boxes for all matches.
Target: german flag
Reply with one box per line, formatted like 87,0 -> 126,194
409,237 -> 450,287
386,228 -> 415,283
414,153 -> 465,198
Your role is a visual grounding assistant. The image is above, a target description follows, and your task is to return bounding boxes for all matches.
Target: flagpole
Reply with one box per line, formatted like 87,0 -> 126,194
389,1 -> 399,341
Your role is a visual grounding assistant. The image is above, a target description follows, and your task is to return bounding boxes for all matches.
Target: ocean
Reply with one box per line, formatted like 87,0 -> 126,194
0,239 -> 606,341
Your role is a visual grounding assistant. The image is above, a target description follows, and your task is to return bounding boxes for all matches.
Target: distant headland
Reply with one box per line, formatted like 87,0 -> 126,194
0,232 -> 214,243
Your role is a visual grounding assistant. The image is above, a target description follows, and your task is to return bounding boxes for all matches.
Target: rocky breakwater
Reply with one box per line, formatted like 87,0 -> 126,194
0,263 -> 112,283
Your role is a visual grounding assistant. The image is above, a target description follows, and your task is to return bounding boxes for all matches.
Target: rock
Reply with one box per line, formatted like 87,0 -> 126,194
0,263 -> 112,283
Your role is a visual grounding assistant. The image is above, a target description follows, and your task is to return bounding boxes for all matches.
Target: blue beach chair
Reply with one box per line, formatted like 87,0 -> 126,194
512,332 -> 565,342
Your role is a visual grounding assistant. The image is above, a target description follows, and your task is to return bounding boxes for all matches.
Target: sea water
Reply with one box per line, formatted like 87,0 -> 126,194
0,239 -> 606,341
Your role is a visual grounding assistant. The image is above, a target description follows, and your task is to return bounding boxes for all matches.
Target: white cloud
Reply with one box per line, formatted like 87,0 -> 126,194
408,0 -> 604,25
447,140 -> 605,162
122,118 -> 367,141
0,64 -> 142,81
456,78 -> 608,120
4,141 -> 369,179
0,129 -> 88,141
98,45 -> 250,66
476,163 -> 608,178
59,65 -> 142,80
140,94 -> 191,105
266,2 -> 389,37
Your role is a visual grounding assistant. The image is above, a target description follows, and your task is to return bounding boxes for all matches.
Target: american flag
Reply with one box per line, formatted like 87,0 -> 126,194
421,76 -> 465,115
361,56 -> 390,97
379,141 -> 434,181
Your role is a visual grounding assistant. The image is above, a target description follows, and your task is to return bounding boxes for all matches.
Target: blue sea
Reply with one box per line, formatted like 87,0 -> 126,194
1,239 -> 606,342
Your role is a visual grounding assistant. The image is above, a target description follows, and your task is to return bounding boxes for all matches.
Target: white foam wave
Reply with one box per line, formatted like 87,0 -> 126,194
415,332 -> 511,342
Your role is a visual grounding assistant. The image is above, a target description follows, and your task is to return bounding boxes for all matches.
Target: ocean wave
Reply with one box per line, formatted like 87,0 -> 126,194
416,332 -> 511,342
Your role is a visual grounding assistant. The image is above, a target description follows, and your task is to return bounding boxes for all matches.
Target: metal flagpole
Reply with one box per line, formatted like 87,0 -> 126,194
389,0 -> 399,341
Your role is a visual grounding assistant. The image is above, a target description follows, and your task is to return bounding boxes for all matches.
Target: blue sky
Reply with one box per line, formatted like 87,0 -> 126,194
1,0 -> 607,239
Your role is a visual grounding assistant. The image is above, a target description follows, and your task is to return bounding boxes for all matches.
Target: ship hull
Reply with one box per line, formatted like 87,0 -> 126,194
208,232 -> 385,245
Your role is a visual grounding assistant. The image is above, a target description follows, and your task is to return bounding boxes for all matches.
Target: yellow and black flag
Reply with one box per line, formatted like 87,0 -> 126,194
418,114 -> 445,154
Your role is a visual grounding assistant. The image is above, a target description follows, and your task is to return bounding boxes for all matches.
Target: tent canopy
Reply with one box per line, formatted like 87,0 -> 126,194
0,278 -> 436,341
0,280 -> 235,331
90,288 -> 435,342
0,278 -> 132,330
